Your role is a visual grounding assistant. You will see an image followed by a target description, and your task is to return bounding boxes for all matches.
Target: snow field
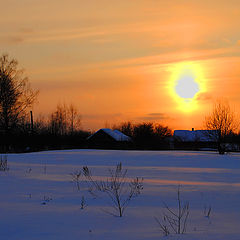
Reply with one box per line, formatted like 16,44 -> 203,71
0,150 -> 239,240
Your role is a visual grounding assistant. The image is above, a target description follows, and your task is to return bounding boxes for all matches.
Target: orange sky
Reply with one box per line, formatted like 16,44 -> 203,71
1,0 -> 240,131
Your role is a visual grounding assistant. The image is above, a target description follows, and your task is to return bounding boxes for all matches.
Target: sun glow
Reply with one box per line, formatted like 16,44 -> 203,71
168,62 -> 205,113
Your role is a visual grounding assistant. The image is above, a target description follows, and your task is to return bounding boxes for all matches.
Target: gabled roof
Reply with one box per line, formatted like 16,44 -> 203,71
88,128 -> 132,142
174,130 -> 217,142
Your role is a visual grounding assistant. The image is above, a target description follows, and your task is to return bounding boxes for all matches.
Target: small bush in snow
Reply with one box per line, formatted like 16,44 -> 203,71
155,186 -> 189,235
83,162 -> 143,217
154,216 -> 170,236
0,155 -> 9,171
41,195 -> 53,205
80,196 -> 86,209
204,205 -> 212,218
70,170 -> 82,191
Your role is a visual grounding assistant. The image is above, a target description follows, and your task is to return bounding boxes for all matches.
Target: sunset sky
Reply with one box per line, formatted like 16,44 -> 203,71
1,0 -> 240,130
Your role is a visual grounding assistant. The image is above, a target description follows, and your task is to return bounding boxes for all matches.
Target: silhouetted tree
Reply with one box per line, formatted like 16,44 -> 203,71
205,100 -> 238,154
117,121 -> 134,138
50,104 -> 68,135
133,122 -> 155,148
33,114 -> 48,134
50,103 -> 81,135
154,124 -> 172,140
114,121 -> 172,149
0,54 -> 38,133
68,103 -> 81,134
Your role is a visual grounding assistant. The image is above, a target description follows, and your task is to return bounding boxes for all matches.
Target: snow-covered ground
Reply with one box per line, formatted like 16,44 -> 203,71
0,150 -> 239,240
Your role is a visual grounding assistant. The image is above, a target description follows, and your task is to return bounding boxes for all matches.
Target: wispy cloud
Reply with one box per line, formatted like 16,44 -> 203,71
0,28 -> 108,44
136,113 -> 170,121
93,47 -> 240,70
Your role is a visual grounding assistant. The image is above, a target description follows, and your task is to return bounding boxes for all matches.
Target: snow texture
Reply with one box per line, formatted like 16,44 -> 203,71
0,150 -> 239,240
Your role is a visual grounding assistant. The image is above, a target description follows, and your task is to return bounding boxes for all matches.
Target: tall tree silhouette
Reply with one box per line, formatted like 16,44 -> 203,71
205,100 -> 238,154
0,54 -> 38,133
50,103 -> 81,135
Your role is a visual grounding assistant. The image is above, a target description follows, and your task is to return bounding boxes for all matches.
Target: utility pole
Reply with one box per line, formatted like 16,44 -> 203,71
30,111 -> 34,133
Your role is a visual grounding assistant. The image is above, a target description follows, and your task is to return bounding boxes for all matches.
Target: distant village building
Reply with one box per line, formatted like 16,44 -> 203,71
173,129 -> 217,150
87,128 -> 132,149
174,129 -> 217,142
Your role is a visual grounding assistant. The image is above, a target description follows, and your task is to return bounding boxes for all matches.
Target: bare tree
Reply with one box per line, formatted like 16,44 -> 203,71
68,104 -> 81,134
50,104 -> 68,135
0,54 -> 38,133
83,163 -> 143,217
116,121 -> 134,138
205,100 -> 238,154
49,103 -> 81,135
154,124 -> 172,139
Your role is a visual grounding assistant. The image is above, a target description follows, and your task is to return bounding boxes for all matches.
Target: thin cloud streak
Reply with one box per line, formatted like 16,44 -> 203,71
94,47 -> 240,70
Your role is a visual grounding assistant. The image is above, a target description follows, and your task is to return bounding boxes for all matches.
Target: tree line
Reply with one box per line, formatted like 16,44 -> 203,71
0,54 -> 173,152
0,54 -> 239,154
113,121 -> 172,149
0,54 -> 90,152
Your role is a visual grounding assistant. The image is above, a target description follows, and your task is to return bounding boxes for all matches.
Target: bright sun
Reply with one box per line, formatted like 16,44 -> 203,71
168,62 -> 205,112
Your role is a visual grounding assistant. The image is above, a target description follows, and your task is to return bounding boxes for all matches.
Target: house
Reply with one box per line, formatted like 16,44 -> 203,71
174,129 -> 217,142
173,129 -> 217,150
87,128 -> 132,149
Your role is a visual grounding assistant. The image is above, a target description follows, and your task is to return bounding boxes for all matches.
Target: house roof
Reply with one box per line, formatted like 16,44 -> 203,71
88,128 -> 132,142
174,130 -> 217,142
